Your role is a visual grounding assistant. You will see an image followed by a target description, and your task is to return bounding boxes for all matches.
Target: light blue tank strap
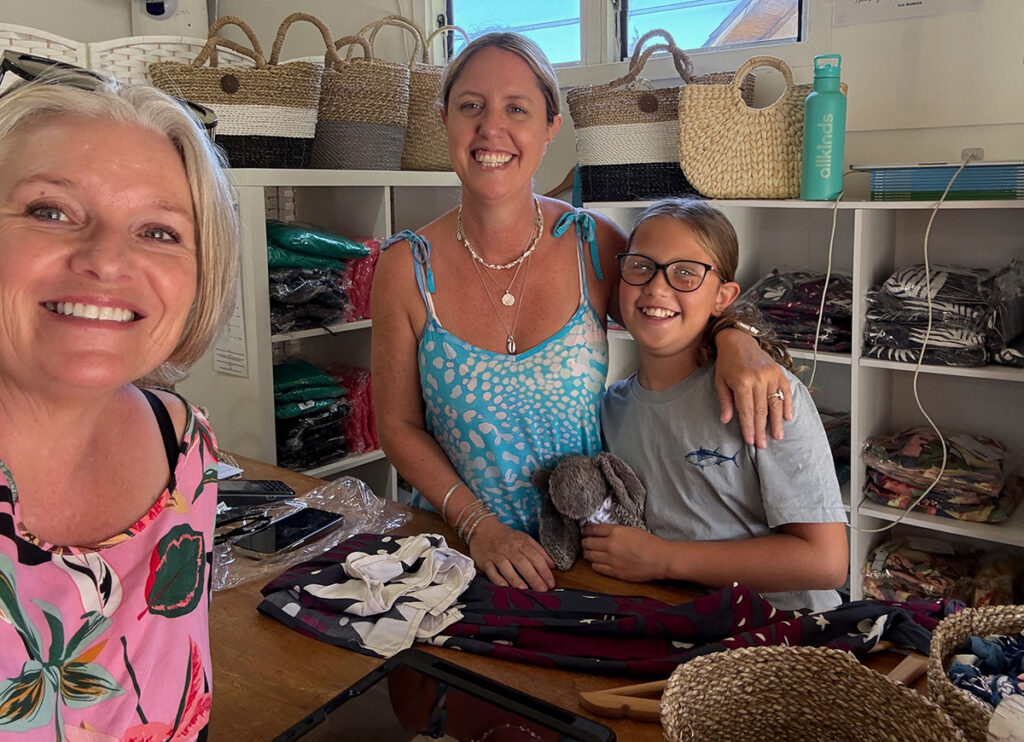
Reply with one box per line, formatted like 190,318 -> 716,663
383,229 -> 435,303
552,208 -> 602,281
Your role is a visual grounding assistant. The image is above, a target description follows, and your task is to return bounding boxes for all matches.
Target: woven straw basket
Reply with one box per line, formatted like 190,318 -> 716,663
360,15 -> 469,171
149,14 -> 326,169
567,29 -> 753,203
678,55 -> 847,199
928,605 -> 1024,742
662,645 -> 963,742
311,29 -> 409,171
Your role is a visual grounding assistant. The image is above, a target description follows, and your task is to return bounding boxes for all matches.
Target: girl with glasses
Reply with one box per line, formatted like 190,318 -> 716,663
584,198 -> 849,612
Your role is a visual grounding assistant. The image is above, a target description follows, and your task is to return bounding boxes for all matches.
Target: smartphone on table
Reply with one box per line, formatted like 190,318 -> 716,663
232,508 -> 343,560
218,479 -> 296,507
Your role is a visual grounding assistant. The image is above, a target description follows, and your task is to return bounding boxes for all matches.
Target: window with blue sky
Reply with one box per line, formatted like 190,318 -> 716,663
447,0 -> 800,66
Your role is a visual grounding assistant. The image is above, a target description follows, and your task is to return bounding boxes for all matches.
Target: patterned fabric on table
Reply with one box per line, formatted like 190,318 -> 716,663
862,426 -> 1023,523
0,397 -> 218,742
260,532 -> 961,677
259,533 -> 474,658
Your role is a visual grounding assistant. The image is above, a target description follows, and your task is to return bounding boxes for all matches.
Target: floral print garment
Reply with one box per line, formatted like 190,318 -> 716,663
0,397 -> 218,742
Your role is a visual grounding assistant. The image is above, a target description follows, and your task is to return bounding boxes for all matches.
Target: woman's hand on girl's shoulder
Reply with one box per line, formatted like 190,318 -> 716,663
713,330 -> 794,448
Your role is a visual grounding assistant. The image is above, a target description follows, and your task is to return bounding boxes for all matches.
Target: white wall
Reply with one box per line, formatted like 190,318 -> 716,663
2,0 -> 1019,197
0,0 -> 132,40
553,0 -> 1023,198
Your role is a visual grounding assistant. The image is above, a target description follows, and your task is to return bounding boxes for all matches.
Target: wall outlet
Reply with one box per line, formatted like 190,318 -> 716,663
961,148 -> 985,162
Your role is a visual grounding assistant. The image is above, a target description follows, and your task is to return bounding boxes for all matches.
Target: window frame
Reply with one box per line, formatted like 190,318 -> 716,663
431,0 -> 811,70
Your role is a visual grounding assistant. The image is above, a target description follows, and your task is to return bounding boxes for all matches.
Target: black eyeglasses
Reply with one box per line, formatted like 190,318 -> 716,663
0,50 -> 218,139
616,252 -> 722,293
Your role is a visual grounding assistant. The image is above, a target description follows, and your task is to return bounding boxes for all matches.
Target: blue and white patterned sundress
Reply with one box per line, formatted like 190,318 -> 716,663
384,210 -> 608,537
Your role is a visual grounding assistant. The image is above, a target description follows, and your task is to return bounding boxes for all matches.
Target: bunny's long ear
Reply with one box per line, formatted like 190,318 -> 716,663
539,498 -> 581,571
597,452 -> 647,524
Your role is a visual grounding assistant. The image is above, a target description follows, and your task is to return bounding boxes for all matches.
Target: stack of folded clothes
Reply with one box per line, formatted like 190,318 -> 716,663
742,269 -> 853,352
863,537 -> 1020,607
266,220 -> 374,334
273,359 -> 351,471
325,364 -> 379,455
817,408 -> 850,485
862,426 -> 1024,523
863,261 -> 1024,367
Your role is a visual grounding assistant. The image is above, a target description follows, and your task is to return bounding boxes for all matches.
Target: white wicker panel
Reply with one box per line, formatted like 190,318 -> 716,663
0,24 -> 89,64
0,24 -> 89,93
89,35 -> 256,86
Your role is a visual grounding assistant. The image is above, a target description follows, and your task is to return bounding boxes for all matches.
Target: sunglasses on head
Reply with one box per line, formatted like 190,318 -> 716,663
0,50 -> 218,139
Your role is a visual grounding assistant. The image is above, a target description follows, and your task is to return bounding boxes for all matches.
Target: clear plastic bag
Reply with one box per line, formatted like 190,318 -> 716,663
213,476 -> 409,592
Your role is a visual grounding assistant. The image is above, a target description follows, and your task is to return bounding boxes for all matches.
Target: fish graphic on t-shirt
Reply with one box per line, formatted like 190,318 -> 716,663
685,447 -> 740,468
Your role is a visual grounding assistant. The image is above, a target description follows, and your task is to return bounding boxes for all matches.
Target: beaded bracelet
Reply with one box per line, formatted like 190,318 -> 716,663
458,506 -> 489,542
464,512 -> 496,546
710,317 -> 761,340
455,501 -> 488,540
451,499 -> 481,534
440,481 -> 463,524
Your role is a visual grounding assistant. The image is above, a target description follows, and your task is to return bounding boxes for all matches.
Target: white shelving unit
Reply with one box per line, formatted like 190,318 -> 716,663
178,169 -> 461,500
591,198 -> 1024,600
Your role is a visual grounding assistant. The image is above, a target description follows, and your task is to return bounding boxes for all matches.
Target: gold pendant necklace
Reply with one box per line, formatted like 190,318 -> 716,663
471,253 -> 532,354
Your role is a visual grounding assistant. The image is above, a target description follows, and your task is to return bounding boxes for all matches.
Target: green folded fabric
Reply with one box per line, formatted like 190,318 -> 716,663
266,220 -> 371,260
267,242 -> 347,270
272,360 -> 337,394
274,398 -> 339,420
274,384 -> 346,403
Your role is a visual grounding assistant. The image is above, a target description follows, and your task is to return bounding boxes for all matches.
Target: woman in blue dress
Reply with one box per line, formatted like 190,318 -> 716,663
371,33 -> 793,592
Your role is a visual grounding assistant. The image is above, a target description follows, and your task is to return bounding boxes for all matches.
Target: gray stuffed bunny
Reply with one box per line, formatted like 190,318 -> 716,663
532,452 -> 647,571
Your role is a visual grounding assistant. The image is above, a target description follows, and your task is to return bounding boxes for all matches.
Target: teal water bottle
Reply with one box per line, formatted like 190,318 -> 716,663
801,54 -> 846,200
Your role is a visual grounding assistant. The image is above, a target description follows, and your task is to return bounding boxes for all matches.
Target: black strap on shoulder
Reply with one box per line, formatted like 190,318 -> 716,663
141,389 -> 179,473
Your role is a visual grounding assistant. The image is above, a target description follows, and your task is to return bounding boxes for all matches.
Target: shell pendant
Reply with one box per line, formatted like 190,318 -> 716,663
506,335 -> 516,354
501,292 -> 515,306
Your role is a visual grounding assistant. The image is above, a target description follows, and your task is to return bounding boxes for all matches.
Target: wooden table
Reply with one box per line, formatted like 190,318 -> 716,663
211,456 -> 919,740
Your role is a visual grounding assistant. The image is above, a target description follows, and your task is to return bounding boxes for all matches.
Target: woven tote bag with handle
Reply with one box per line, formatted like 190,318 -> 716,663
566,29 -> 753,203
149,14 -> 324,168
928,605 -> 1024,742
311,27 -> 409,171
678,55 -> 847,199
355,16 -> 469,171
90,35 -> 255,86
662,645 -> 964,742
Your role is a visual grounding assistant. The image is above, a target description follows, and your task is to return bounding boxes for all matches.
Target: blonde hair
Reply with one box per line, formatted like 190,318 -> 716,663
628,198 -> 792,369
0,70 -> 239,386
439,32 -> 560,124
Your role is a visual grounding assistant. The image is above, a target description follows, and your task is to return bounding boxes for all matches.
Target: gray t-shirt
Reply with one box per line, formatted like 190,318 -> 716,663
600,363 -> 847,612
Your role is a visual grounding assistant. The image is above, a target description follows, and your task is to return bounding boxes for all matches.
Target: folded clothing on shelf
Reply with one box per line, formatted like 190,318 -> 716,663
862,426 -> 1022,523
272,360 -> 379,471
818,408 -> 851,485
741,269 -> 853,352
862,536 -> 1019,607
863,261 -> 1024,367
267,221 -> 382,333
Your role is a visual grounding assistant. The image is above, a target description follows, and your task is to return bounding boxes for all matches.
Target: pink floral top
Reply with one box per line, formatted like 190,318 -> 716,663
0,395 -> 218,742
